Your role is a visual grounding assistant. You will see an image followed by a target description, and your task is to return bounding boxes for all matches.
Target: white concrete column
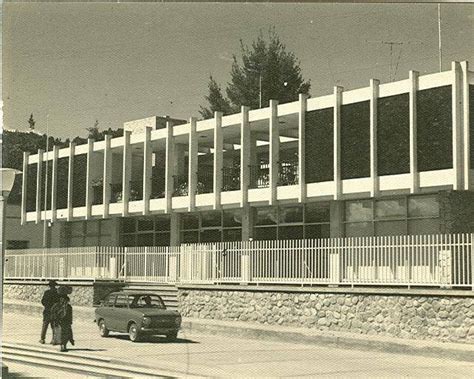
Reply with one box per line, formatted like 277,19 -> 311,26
67,142 -> 75,221
370,79 -> 380,198
461,61 -> 471,190
452,61 -> 464,190
409,70 -> 419,194
21,152 -> 29,225
188,117 -> 198,212
269,99 -> 279,205
240,106 -> 250,207
333,86 -> 343,200
122,130 -> 132,216
213,111 -> 223,210
85,138 -> 94,220
103,134 -> 112,218
298,94 -> 308,203
165,120 -> 175,213
142,126 -> 152,215
50,146 -> 59,223
35,149 -> 43,224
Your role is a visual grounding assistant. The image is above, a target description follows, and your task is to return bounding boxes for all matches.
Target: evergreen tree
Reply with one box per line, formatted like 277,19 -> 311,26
28,114 -> 36,130
200,28 -> 311,118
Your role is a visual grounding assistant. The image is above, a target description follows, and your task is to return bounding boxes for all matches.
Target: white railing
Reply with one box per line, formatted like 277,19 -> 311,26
4,234 -> 474,289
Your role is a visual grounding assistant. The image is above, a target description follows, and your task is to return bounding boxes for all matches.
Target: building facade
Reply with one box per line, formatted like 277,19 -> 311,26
21,61 -> 474,248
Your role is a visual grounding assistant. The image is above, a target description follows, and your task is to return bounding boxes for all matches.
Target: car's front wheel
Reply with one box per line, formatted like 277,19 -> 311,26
128,322 -> 141,342
98,320 -> 109,337
166,332 -> 178,341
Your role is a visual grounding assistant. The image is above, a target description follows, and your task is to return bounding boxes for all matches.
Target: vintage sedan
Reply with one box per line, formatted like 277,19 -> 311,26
95,291 -> 182,342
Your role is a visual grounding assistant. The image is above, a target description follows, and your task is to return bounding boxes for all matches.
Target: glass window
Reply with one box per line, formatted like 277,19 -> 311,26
305,203 -> 330,223
122,234 -> 136,247
223,209 -> 242,227
345,200 -> 373,222
85,220 -> 100,235
115,294 -> 129,308
181,231 -> 199,244
408,196 -> 439,218
408,218 -> 439,235
201,211 -> 222,228
254,227 -> 277,241
69,236 -> 84,247
200,229 -> 222,243
375,220 -> 406,236
345,222 -> 373,237
256,207 -> 278,225
104,295 -> 116,307
155,216 -> 170,231
100,220 -> 113,235
136,233 -> 154,246
84,236 -> 99,246
155,233 -> 170,246
305,224 -> 330,239
122,218 -> 136,233
279,206 -> 303,223
182,214 -> 199,230
223,229 -> 242,242
70,221 -> 84,236
375,198 -> 406,220
137,218 -> 154,231
279,226 -> 304,240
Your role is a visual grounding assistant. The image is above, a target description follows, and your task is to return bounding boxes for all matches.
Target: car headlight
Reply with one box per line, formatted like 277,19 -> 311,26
175,316 -> 182,326
142,317 -> 152,327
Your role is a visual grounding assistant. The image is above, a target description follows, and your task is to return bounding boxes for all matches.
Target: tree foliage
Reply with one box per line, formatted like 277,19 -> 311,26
200,28 -> 311,118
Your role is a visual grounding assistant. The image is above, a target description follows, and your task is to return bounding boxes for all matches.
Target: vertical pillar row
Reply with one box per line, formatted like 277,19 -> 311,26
122,130 -> 132,217
142,126 -> 152,215
213,111 -> 223,210
165,120 -> 175,213
452,61 -> 464,191
21,152 -> 29,225
409,70 -> 419,194
35,149 -> 44,224
67,142 -> 75,221
188,117 -> 198,212
269,99 -> 279,205
370,79 -> 380,198
103,134 -> 112,219
461,61 -> 470,190
298,94 -> 308,203
51,145 -> 59,223
240,106 -> 250,207
333,86 -> 343,200
85,138 -> 94,220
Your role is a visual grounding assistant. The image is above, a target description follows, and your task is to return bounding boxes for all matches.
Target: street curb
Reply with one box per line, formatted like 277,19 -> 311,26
4,300 -> 474,363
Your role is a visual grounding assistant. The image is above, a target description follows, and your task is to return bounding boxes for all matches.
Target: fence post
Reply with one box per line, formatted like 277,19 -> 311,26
471,233 -> 474,291
124,247 -> 128,282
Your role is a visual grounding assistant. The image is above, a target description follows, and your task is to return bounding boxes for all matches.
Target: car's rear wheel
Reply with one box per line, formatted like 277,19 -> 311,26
98,320 -> 109,337
166,332 -> 178,341
128,322 -> 141,342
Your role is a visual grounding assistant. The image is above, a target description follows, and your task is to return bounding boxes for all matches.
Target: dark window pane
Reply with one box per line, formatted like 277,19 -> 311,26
122,234 -> 136,247
85,220 -> 100,235
155,216 -> 171,231
70,221 -> 84,236
181,214 -> 199,230
345,200 -> 373,222
345,222 -> 373,237
181,231 -> 199,244
122,218 -> 136,233
100,220 -> 113,235
305,108 -> 334,182
470,86 -> 474,168
377,94 -> 410,175
417,86 -> 452,171
223,209 -> 242,227
341,101 -> 370,179
223,229 -> 242,242
72,154 -> 87,207
137,218 -> 154,231
279,206 -> 303,223
254,227 -> 277,241
305,224 -> 330,239
408,196 -> 439,217
279,226 -> 304,240
408,218 -> 439,235
305,203 -> 330,223
256,207 -> 278,225
26,164 -> 37,212
200,229 -> 222,243
201,211 -> 222,228
69,236 -> 83,247
155,233 -> 170,246
375,198 -> 406,220
136,233 -> 154,246
375,220 -> 407,236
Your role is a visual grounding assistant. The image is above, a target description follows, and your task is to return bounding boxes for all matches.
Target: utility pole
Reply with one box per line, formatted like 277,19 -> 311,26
43,113 -> 50,248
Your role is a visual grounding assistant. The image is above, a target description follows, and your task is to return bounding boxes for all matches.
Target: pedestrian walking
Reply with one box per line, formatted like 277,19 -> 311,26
50,286 -> 74,352
39,280 -> 59,344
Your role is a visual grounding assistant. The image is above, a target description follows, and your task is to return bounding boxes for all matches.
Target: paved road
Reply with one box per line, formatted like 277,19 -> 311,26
3,311 -> 473,378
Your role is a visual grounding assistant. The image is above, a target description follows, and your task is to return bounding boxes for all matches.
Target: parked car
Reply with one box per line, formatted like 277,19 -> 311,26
95,291 -> 182,342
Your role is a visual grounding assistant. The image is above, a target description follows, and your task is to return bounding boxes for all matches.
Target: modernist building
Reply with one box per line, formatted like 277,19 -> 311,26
21,61 -> 474,248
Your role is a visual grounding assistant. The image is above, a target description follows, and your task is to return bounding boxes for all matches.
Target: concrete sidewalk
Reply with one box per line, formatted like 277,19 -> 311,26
4,299 -> 474,363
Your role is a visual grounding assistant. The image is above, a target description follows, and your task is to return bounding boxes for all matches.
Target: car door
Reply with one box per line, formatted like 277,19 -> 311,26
111,294 -> 130,332
99,294 -> 116,329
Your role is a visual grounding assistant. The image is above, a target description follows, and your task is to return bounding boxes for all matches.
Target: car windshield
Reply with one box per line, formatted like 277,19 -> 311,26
129,295 -> 165,309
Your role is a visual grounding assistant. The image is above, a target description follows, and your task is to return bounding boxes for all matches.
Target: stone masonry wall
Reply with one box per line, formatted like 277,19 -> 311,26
178,289 -> 474,344
4,282 -> 125,307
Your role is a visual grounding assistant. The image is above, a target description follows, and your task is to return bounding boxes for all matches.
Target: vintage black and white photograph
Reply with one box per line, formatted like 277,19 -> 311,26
1,1 -> 474,378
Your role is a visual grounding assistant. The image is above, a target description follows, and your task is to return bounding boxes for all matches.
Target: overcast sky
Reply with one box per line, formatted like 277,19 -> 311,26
3,2 -> 473,139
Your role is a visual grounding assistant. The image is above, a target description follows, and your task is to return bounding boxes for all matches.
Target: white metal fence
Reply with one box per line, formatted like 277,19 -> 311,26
4,234 -> 474,289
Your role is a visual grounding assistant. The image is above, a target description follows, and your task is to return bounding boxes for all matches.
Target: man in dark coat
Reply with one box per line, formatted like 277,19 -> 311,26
39,280 -> 59,344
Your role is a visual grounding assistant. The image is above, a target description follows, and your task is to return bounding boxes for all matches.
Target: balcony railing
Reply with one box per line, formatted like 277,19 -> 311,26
197,167 -> 213,194
6,234 -> 473,289
249,164 -> 269,189
278,160 -> 298,186
173,175 -> 188,196
222,167 -> 240,191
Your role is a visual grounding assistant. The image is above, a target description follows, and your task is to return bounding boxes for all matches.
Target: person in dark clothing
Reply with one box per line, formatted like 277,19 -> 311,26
50,286 -> 74,352
39,280 -> 59,344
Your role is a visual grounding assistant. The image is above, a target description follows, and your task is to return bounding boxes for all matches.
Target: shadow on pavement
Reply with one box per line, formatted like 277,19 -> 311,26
110,334 -> 199,344
65,348 -> 107,352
